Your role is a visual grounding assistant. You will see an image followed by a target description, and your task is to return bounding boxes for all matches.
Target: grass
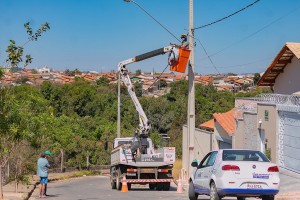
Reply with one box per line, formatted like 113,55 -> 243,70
172,159 -> 182,181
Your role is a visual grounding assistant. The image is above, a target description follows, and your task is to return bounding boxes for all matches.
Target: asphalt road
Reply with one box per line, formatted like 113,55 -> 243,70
31,176 -> 186,200
30,176 -> 238,200
29,170 -> 300,200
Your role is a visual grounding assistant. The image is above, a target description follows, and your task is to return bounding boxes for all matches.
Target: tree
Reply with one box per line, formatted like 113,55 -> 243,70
227,72 -> 237,76
253,73 -> 261,85
134,82 -> 143,97
64,69 -> 75,76
96,77 -> 110,86
136,69 -> 141,76
155,79 -> 167,89
5,22 -> 50,71
0,22 -> 50,199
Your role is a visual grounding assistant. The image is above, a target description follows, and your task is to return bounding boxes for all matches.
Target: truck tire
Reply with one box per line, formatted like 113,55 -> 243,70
110,169 -> 116,189
116,170 -> 122,190
111,178 -> 116,189
156,183 -> 163,191
163,182 -> 170,191
149,183 -> 156,190
128,183 -> 132,190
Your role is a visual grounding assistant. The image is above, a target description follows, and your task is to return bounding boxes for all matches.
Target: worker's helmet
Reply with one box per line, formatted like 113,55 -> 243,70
181,34 -> 187,38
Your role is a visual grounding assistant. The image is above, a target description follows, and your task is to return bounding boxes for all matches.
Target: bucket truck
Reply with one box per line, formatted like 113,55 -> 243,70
109,45 -> 190,191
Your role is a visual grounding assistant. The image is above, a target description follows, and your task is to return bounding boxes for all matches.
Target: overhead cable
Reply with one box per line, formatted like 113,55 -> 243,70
128,0 -> 181,42
205,3 -> 300,58
194,0 -> 260,30
193,37 -> 221,74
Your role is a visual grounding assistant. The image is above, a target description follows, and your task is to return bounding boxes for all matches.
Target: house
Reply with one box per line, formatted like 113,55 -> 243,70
258,42 -> 300,94
182,109 -> 235,180
234,42 -> 300,173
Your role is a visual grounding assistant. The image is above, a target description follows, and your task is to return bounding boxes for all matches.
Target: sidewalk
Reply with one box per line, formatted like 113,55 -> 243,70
3,172 -> 76,200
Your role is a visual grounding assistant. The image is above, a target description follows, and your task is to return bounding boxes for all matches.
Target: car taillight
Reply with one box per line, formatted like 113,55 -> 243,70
268,166 -> 279,172
222,165 -> 240,171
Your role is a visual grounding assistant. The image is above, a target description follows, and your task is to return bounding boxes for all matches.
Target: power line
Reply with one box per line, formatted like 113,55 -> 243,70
193,36 -> 221,74
126,0 -> 181,42
216,56 -> 272,69
202,3 -> 300,59
194,0 -> 260,30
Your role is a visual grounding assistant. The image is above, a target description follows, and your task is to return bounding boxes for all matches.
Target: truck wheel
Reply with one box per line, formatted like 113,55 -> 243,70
128,183 -> 132,190
156,183 -> 163,191
116,170 -> 122,190
111,178 -> 116,189
149,183 -> 156,190
110,170 -> 116,189
163,182 -> 170,191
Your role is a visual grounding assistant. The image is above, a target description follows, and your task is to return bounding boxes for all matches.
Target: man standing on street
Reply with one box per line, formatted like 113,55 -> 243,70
37,150 -> 51,198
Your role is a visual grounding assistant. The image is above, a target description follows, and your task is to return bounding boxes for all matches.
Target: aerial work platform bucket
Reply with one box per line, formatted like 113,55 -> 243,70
170,48 -> 191,73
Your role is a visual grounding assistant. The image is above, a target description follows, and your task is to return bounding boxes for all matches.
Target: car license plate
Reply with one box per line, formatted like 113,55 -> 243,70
247,184 -> 262,189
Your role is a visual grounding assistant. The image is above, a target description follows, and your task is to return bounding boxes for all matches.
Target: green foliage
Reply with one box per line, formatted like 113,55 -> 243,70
155,79 -> 167,89
227,72 -> 237,76
6,22 -> 50,69
134,82 -> 143,97
253,73 -> 261,85
265,148 -> 271,160
135,69 -> 141,76
96,77 -> 110,86
0,74 -> 262,179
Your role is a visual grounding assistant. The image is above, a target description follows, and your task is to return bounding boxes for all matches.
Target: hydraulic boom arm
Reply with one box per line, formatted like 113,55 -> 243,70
118,45 -> 173,137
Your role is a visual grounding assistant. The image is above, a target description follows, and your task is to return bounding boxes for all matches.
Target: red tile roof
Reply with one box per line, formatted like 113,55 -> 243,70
199,119 -> 214,131
213,109 -> 235,134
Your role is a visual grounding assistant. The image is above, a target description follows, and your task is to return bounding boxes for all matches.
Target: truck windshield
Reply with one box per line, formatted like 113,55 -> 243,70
118,141 -> 132,146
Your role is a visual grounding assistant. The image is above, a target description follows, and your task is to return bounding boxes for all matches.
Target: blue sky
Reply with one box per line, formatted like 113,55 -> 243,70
1,0 -> 300,75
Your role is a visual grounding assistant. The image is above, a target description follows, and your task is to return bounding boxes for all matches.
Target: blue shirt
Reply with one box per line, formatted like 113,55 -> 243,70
37,157 -> 50,177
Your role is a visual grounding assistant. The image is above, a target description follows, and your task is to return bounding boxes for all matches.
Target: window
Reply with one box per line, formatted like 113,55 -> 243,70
264,110 -> 269,121
223,150 -> 269,162
200,151 -> 218,168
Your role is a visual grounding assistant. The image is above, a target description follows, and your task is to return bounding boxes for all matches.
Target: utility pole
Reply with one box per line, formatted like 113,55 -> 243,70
117,72 -> 121,138
187,0 -> 195,179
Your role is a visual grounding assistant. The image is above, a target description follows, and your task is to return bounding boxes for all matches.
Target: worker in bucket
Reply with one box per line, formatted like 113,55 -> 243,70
169,34 -> 189,65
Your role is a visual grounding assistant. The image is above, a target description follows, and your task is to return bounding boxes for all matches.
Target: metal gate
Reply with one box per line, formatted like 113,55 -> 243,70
278,112 -> 300,173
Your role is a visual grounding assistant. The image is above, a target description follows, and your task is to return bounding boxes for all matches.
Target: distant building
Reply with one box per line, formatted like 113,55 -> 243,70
37,66 -> 50,74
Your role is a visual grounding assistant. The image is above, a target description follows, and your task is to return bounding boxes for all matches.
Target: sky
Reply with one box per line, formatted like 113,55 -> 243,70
1,0 -> 300,75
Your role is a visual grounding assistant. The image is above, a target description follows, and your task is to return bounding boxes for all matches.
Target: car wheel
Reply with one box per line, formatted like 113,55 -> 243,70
262,195 -> 274,200
210,182 -> 220,200
237,197 -> 245,200
188,181 -> 198,200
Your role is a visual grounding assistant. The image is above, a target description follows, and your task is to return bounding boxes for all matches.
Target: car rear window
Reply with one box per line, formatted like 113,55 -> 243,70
222,150 -> 269,162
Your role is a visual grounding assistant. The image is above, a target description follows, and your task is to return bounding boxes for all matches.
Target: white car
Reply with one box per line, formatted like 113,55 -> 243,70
189,149 -> 280,200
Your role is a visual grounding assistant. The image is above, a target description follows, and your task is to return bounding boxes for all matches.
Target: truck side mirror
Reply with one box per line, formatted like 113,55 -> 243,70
191,160 -> 198,168
104,141 -> 108,150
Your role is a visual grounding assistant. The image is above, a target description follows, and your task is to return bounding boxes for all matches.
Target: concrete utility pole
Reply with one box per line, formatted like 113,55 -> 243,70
117,72 -> 121,138
187,0 -> 195,178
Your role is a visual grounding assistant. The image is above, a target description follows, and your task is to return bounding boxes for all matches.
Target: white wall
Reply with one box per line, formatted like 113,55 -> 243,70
274,57 -> 300,95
